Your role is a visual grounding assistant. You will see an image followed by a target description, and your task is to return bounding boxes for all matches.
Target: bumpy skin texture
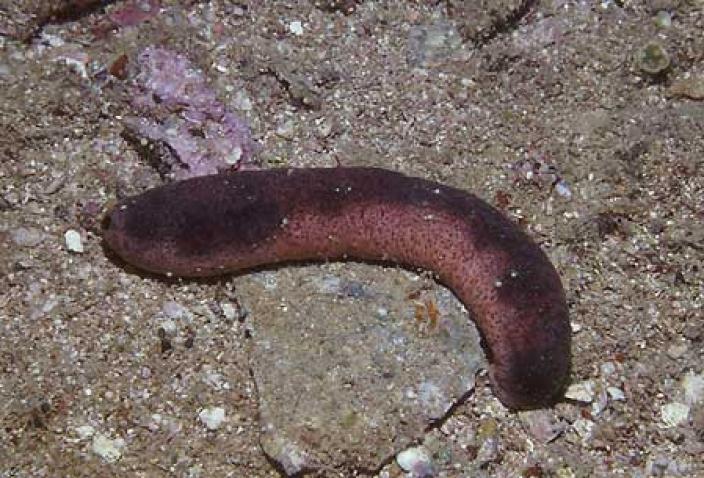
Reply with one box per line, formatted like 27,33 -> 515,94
103,167 -> 571,409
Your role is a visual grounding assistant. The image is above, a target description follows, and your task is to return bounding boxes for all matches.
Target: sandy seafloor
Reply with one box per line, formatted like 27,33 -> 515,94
1,1 -> 703,477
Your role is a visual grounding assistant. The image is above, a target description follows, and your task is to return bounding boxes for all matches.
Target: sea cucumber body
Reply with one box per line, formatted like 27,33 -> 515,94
103,167 -> 570,409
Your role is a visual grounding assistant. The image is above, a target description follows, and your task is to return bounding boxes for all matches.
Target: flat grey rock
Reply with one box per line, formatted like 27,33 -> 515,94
241,263 -> 484,475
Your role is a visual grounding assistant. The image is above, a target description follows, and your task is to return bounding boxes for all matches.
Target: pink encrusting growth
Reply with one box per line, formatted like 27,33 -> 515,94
124,47 -> 258,179
102,167 -> 571,409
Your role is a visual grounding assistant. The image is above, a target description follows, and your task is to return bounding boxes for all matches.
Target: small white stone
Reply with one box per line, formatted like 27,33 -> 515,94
199,406 -> 226,430
159,319 -> 177,336
682,372 -> 704,405
225,146 -> 242,165
232,89 -> 252,111
75,424 -> 95,439
654,10 -> 672,29
149,413 -> 163,431
187,464 -> 203,478
396,445 -> 432,473
572,418 -> 595,439
276,119 -> 295,139
221,302 -> 237,320
661,402 -> 690,428
570,321 -> 582,333
289,21 -> 304,36
600,361 -> 616,377
316,119 -> 333,138
161,301 -> 190,321
64,229 -> 84,253
554,179 -> 572,199
607,386 -> 626,401
91,433 -> 125,463
565,380 -> 595,402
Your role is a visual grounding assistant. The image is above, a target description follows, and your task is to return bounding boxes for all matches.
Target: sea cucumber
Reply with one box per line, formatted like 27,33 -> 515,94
102,167 -> 571,409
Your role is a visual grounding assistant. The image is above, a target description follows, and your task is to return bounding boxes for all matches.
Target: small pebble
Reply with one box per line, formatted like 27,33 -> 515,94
276,119 -> 296,139
682,371 -> 704,405
475,435 -> 500,466
91,433 -> 126,463
289,21 -> 304,36
221,302 -> 237,320
232,90 -> 252,111
407,20 -> 462,67
162,301 -> 191,321
667,343 -> 688,359
519,409 -> 565,443
199,406 -> 226,430
645,456 -> 681,477
396,446 -> 434,477
661,402 -> 690,428
606,386 -> 626,401
571,418 -> 595,441
11,227 -> 44,247
653,10 -> 672,29
75,424 -> 95,439
637,41 -> 670,75
159,319 -> 177,336
315,119 -> 333,139
670,75 -> 704,100
43,175 -> 65,195
224,146 -> 242,165
554,179 -> 572,199
565,380 -> 596,403
64,229 -> 84,253
376,307 -> 389,319
600,361 -> 616,377
203,370 -> 229,391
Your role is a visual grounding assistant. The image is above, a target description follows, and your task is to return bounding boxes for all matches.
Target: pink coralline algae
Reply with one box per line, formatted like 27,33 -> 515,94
123,46 -> 258,180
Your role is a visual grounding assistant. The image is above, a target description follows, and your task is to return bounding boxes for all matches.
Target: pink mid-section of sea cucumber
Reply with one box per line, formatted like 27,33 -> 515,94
102,167 -> 571,409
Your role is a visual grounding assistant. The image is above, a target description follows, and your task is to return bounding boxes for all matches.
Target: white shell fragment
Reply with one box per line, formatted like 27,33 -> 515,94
564,380 -> 596,402
91,433 -> 126,463
75,424 -> 96,440
606,386 -> 626,401
64,229 -> 84,253
661,402 -> 690,428
289,21 -> 304,36
682,371 -> 704,405
572,418 -> 595,443
396,445 -> 433,475
199,406 -> 226,430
